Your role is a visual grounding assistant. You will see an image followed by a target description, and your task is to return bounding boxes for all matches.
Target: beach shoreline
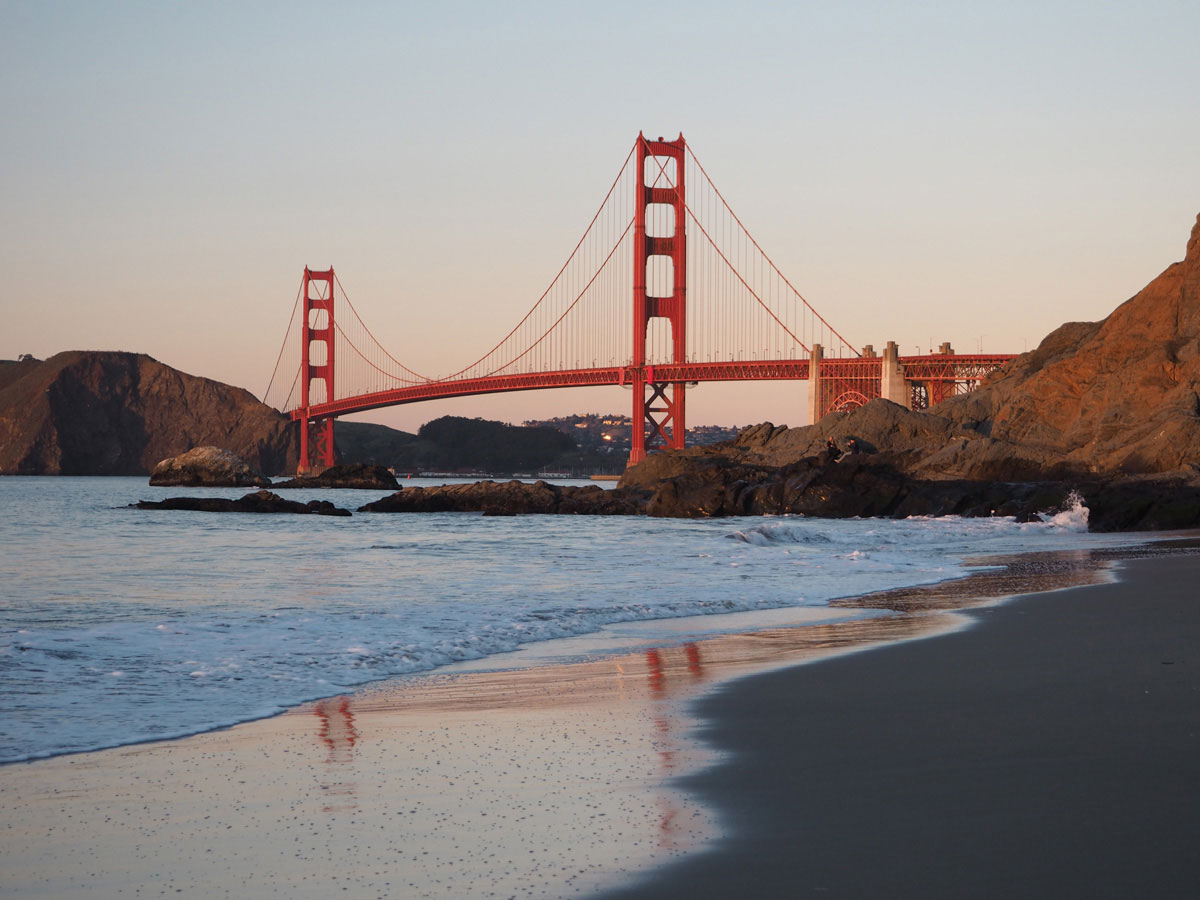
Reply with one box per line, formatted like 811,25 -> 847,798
2,539 -> 1195,898
594,544 -> 1200,899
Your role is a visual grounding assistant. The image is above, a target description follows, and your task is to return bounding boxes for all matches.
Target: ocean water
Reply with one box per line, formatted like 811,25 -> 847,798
1,475 -> 1125,764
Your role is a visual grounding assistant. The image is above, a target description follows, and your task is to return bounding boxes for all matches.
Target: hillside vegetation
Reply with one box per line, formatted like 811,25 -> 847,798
337,416 -> 574,473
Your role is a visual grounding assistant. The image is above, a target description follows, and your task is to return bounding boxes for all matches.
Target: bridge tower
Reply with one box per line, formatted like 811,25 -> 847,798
299,267 -> 336,475
631,134 -> 687,465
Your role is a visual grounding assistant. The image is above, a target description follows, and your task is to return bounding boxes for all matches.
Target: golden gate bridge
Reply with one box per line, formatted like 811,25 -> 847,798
264,134 -> 1014,474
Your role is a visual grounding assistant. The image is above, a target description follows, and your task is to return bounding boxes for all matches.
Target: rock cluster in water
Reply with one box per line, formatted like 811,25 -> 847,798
358,480 -> 645,516
273,463 -> 399,490
136,490 -> 350,516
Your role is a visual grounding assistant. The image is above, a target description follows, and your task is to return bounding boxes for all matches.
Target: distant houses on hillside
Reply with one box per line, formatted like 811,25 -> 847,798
523,413 -> 743,457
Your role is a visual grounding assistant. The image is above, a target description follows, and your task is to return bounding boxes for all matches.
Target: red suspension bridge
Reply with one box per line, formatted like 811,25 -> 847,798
265,134 -> 1014,474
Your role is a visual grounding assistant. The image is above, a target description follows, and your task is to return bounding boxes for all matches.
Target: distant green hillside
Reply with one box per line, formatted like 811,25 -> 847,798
334,421 -> 419,465
334,416 -> 575,473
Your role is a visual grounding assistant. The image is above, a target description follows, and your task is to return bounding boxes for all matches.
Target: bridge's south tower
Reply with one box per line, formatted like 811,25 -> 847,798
631,134 -> 687,464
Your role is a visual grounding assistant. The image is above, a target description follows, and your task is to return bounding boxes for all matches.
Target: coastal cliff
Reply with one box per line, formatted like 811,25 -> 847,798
0,351 -> 296,475
935,213 -> 1200,478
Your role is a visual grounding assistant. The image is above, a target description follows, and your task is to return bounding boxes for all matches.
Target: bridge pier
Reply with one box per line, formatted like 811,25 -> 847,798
807,340 -> 996,423
807,343 -> 824,426
880,341 -> 909,408
298,417 -> 335,477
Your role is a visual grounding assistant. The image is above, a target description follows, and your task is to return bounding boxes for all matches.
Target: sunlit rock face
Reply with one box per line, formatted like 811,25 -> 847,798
936,212 -> 1200,478
149,446 -> 270,488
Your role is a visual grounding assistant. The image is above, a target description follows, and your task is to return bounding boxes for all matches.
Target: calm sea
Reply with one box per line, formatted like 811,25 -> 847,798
0,475 -> 1128,764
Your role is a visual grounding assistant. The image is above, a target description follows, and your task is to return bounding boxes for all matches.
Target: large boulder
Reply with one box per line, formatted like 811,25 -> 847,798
149,446 -> 269,487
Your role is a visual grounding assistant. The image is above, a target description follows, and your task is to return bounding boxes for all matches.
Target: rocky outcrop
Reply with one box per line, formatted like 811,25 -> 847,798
632,449 -> 1200,531
149,446 -> 270,487
936,212 -> 1200,478
359,480 -> 648,515
1077,475 -> 1200,532
351,458 -> 1200,529
0,351 -> 297,475
676,399 -> 1080,485
628,446 -> 1063,521
274,463 -> 399,490
621,403 -> 966,487
136,490 -> 350,516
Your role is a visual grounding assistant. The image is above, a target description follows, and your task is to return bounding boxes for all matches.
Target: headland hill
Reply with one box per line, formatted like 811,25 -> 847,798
4,212 -> 1200,532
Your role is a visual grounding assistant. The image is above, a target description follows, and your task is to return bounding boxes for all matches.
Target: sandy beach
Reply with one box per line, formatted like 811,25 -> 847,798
2,543 -> 1195,898
596,547 -> 1200,899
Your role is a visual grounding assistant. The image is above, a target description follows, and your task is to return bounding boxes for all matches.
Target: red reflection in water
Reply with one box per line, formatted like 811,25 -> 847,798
314,696 -> 359,762
646,648 -> 665,695
644,643 -> 706,697
685,642 -> 702,676
313,696 -> 359,812
643,644 -> 706,846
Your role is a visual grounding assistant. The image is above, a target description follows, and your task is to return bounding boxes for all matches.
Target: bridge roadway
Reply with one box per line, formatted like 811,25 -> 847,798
290,353 -> 1015,422
293,359 -> 812,421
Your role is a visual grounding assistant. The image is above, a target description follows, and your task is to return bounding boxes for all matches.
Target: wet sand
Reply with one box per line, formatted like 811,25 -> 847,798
0,543 -> 1190,898
0,610 -> 960,899
595,548 -> 1200,900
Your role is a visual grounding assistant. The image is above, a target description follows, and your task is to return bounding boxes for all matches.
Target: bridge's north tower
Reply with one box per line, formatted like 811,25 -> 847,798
631,134 -> 687,465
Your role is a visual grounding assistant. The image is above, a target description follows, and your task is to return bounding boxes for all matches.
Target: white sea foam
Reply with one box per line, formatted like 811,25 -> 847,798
0,477 -> 1132,763
1046,490 -> 1090,531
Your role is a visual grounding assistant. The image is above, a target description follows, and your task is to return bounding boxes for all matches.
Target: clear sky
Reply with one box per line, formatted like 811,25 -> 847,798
3,0 -> 1198,433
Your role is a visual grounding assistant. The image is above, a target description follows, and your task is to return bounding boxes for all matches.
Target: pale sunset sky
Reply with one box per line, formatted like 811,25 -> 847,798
2,1 -> 1198,433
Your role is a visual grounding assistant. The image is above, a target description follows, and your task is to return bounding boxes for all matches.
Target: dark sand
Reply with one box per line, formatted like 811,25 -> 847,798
595,551 -> 1200,899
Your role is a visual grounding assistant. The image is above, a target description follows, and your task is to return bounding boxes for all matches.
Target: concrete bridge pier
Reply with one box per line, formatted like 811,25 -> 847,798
809,340 -> 910,425
880,340 -> 909,408
807,343 -> 824,426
